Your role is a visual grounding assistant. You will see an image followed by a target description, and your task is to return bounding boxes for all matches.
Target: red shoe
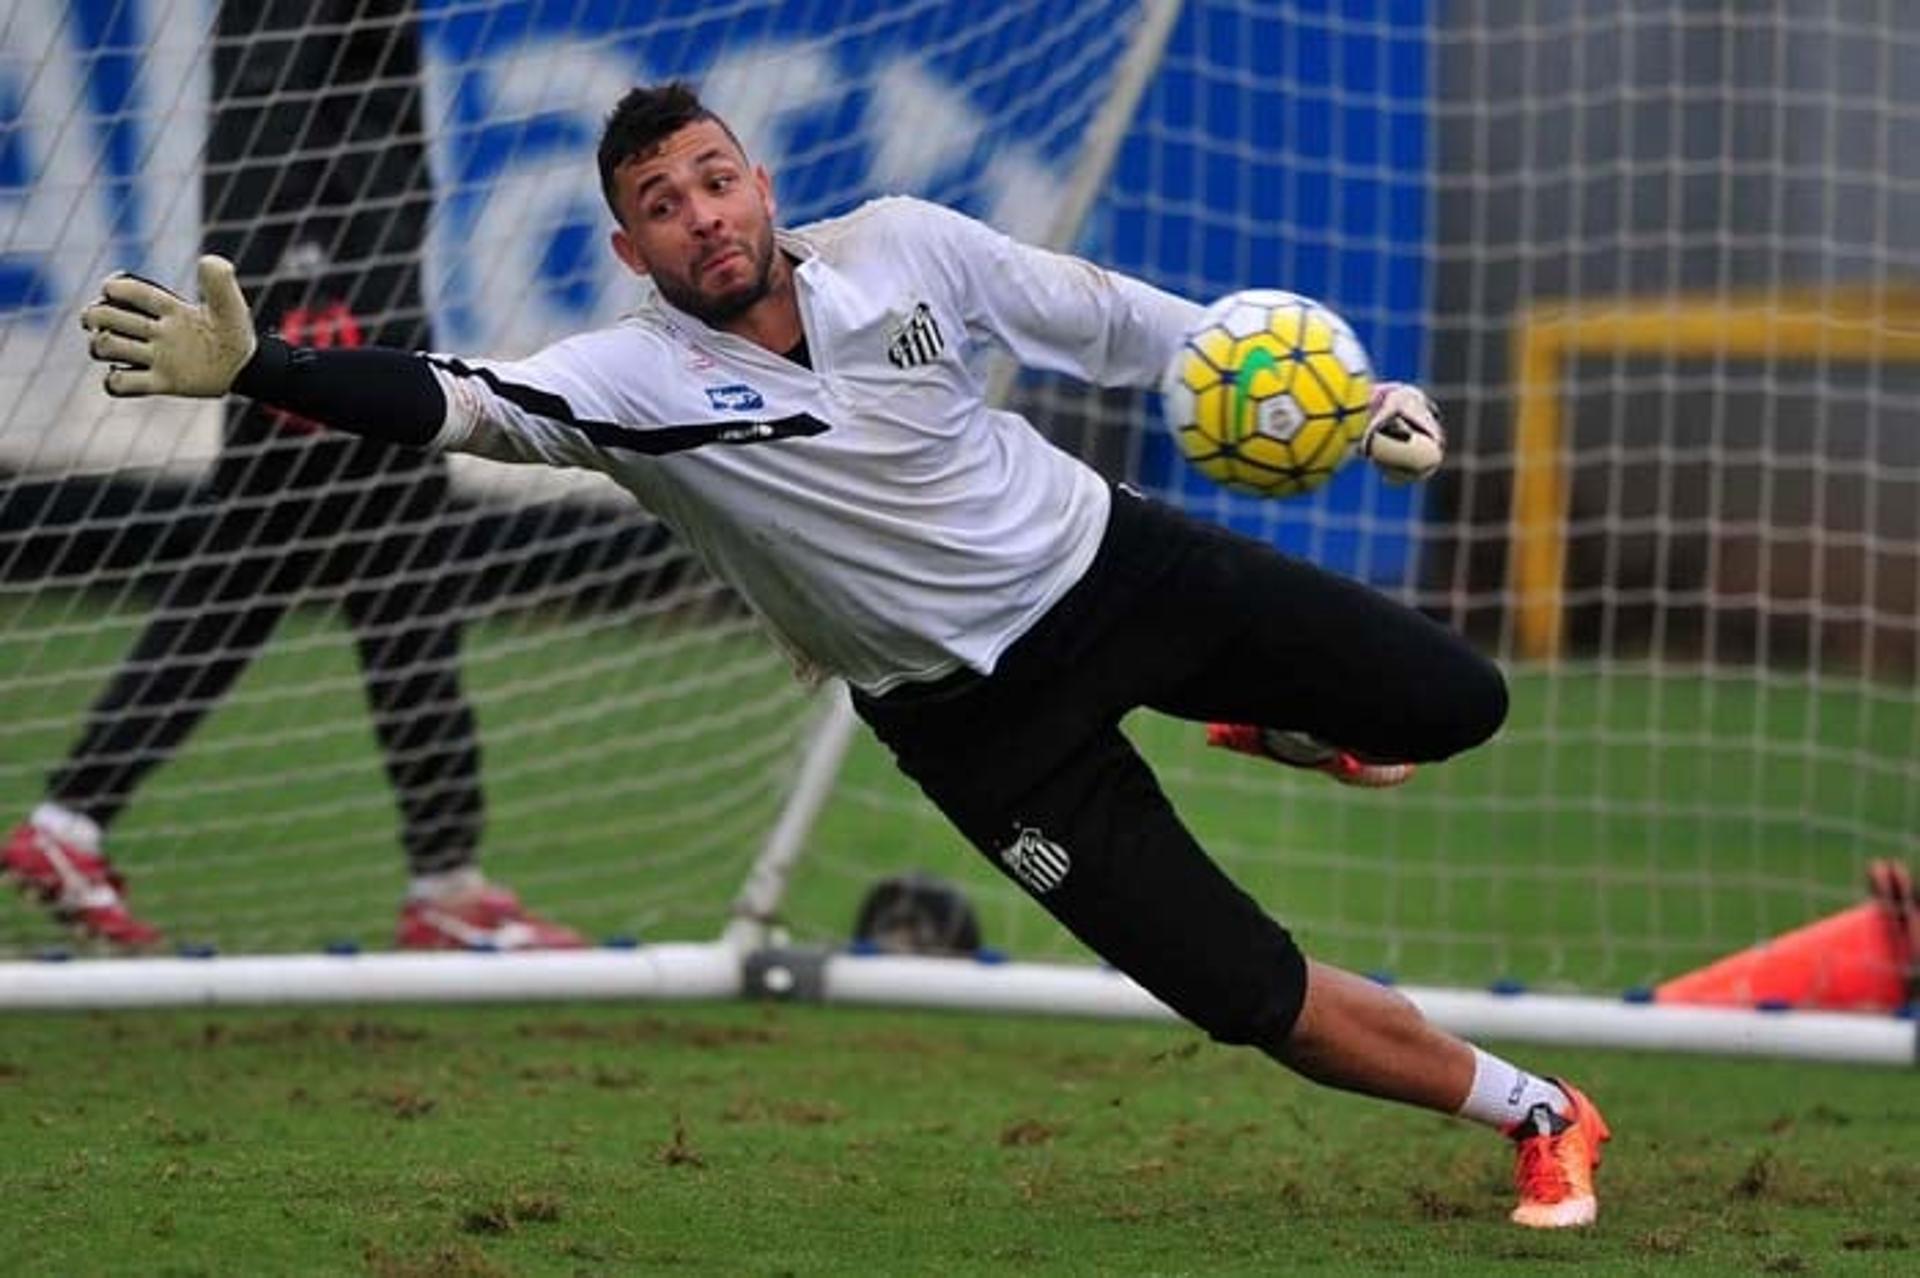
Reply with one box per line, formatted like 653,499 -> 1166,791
3,818 -> 165,949
1507,1079 -> 1611,1228
1205,724 -> 1415,788
395,884 -> 587,951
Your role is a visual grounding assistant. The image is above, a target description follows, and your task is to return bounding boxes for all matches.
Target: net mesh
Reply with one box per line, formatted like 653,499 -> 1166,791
3,1 -> 1915,995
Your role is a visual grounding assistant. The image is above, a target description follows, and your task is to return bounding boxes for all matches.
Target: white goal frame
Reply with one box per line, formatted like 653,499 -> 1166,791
2,0 -> 1913,1070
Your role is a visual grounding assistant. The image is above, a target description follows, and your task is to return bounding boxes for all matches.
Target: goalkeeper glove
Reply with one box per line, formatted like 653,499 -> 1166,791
79,255 -> 256,398
1361,381 -> 1446,483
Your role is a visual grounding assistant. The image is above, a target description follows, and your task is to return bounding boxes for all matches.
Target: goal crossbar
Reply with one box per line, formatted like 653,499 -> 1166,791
1510,283 -> 1920,658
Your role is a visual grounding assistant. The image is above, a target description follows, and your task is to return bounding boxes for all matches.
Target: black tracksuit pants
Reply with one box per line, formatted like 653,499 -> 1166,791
48,1 -> 481,874
855,487 -> 1507,1047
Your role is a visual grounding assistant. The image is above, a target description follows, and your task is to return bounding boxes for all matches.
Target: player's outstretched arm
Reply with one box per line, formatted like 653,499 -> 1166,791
1361,382 -> 1446,483
78,254 -> 444,447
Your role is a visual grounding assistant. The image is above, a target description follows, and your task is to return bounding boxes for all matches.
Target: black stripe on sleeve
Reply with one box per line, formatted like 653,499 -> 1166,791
428,356 -> 831,457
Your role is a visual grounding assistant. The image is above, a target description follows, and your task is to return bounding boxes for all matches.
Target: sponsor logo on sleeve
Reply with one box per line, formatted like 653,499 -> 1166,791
705,383 -> 766,412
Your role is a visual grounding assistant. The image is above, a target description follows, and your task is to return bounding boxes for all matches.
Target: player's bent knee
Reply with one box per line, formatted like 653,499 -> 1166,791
1449,652 -> 1508,754
1401,648 -> 1507,761
1183,928 -> 1311,1048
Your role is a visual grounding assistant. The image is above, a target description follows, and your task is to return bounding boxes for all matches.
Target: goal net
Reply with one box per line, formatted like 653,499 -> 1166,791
0,0 -> 1155,957
2,0 -> 1914,1027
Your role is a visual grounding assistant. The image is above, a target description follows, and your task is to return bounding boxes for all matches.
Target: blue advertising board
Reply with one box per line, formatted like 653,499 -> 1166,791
3,0 -> 1430,579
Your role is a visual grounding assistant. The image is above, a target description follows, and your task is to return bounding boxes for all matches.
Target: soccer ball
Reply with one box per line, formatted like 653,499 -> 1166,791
1161,289 -> 1374,497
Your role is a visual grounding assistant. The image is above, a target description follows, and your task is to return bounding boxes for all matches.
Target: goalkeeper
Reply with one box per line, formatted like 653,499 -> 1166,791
4,1 -> 581,953
77,80 -> 1608,1228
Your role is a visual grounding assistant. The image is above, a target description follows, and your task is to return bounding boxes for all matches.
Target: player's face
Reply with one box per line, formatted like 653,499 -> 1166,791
610,120 -> 780,328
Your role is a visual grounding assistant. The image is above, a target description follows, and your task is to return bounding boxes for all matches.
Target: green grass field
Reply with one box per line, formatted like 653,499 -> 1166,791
1,1002 -> 1914,1276
2,588 -> 1916,1273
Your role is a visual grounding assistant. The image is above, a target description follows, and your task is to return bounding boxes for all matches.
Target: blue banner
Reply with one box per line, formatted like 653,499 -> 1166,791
418,0 -> 1134,350
1,0 -> 1433,583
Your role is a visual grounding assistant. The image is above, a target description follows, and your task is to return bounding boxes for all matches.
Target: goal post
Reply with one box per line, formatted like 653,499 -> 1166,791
1,2 -> 1916,1066
1511,285 -> 1920,660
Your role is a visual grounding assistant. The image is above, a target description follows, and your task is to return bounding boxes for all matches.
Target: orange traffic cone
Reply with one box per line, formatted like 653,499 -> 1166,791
1656,859 -> 1918,1013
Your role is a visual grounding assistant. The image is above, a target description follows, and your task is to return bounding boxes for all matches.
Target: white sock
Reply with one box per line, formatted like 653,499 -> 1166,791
32,802 -> 102,852
407,866 -> 486,903
1456,1048 -> 1571,1132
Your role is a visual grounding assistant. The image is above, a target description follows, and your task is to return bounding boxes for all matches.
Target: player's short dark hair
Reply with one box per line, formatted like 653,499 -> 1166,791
596,81 -> 745,223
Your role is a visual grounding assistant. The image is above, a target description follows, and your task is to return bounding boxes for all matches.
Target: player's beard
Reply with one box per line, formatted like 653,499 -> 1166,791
657,221 -> 778,329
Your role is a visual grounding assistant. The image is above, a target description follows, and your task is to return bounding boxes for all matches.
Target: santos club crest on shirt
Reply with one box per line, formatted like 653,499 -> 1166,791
999,826 -> 1070,894
886,301 -> 946,369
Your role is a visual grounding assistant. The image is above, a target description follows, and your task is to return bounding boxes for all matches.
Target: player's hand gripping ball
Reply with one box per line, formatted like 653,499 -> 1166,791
1161,289 -> 1374,497
1360,382 -> 1446,483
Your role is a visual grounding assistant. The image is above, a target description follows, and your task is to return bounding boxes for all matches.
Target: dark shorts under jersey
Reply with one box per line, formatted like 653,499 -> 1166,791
852,487 -> 1506,1047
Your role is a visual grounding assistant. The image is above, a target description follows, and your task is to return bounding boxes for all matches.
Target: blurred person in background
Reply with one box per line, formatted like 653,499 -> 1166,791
3,0 -> 582,952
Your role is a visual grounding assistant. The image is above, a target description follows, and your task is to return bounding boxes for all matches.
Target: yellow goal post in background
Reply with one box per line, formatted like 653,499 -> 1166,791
1508,284 -> 1920,659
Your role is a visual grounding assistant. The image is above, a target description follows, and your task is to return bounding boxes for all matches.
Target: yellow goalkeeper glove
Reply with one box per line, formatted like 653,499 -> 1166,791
1361,381 -> 1446,483
80,255 -> 257,398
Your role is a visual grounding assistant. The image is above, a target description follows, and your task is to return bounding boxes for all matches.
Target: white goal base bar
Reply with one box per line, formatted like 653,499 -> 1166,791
1406,985 -> 1915,1068
772,950 -> 1917,1068
0,944 -> 741,1009
1,946 -> 1910,1067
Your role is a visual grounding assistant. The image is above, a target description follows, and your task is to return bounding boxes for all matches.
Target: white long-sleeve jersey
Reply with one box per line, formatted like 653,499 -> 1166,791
427,196 -> 1203,694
